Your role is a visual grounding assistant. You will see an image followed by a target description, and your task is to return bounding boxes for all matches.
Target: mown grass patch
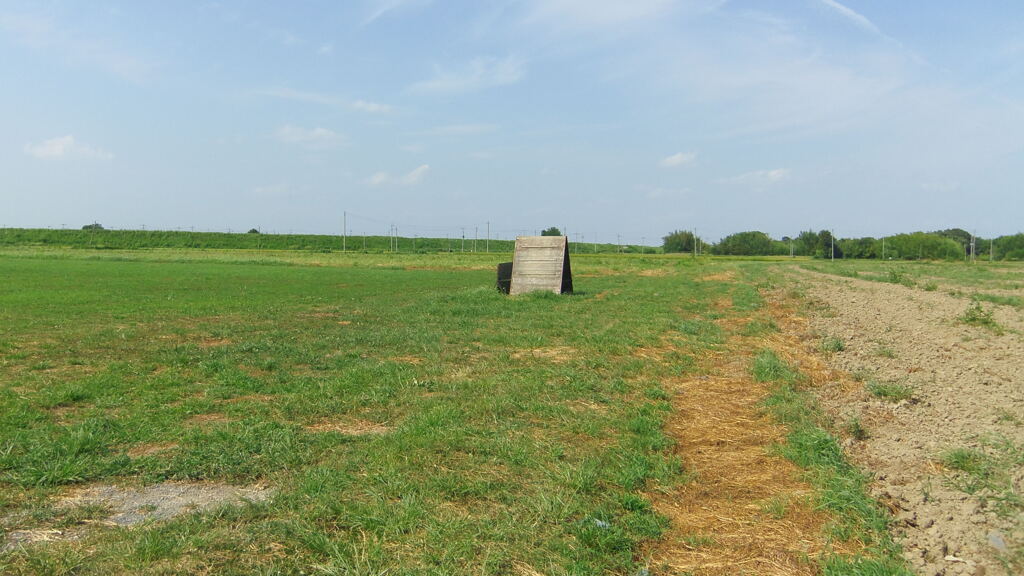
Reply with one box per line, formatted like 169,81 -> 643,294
0,251 -> 702,574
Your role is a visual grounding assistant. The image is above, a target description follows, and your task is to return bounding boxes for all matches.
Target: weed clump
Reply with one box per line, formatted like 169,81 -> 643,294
820,336 -> 845,354
844,418 -> 869,441
959,301 -> 1002,333
885,269 -> 915,287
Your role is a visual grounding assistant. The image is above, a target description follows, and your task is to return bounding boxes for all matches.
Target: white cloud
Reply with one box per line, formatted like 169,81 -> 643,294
24,135 -> 113,160
317,42 -> 334,55
721,168 -> 790,185
259,88 -> 391,113
352,99 -> 392,113
818,0 -> 881,35
275,125 -> 345,149
411,56 -> 525,94
363,0 -> 432,26
0,12 -> 153,84
660,151 -> 697,167
366,164 -> 431,186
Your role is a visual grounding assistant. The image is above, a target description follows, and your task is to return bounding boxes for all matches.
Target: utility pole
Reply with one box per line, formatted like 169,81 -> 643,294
474,226 -> 478,252
486,221 -> 490,253
342,211 -> 346,252
789,237 -> 793,258
617,234 -> 621,253
461,227 -> 465,252
991,239 -> 994,262
831,230 -> 835,262
641,237 -> 645,255
882,236 -> 886,260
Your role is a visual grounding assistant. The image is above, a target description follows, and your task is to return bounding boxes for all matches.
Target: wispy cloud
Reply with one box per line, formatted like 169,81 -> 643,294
0,12 -> 154,84
317,42 -> 334,55
720,168 -> 790,185
24,135 -> 113,160
411,56 -> 525,94
819,0 -> 880,35
275,125 -> 345,150
363,0 -> 432,26
366,164 -> 431,186
526,0 -> 678,29
259,88 -> 392,113
660,151 -> 697,167
352,99 -> 392,113
418,123 -> 498,137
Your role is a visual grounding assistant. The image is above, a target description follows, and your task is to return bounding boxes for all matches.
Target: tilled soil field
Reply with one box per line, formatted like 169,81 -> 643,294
794,268 -> 1023,576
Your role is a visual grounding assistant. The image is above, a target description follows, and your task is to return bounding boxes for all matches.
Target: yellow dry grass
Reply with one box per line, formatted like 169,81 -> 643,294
645,296 -> 855,575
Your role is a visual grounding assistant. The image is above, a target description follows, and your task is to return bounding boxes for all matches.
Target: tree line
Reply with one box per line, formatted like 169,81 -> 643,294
663,228 -> 1024,261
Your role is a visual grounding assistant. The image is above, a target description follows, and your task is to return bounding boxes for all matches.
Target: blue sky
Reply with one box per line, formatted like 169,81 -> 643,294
2,1 -> 1022,243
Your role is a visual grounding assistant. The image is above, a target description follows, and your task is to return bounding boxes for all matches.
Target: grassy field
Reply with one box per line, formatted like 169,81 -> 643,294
0,228 -> 653,255
0,248 -> 915,574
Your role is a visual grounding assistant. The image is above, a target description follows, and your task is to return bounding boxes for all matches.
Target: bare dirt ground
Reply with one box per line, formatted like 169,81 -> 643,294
793,268 -> 1024,576
2,482 -> 272,552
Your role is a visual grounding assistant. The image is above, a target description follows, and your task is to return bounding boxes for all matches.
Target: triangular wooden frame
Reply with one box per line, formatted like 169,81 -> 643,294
509,236 -> 573,295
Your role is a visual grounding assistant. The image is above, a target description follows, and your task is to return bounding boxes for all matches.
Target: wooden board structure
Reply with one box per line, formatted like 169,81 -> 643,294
509,236 -> 573,295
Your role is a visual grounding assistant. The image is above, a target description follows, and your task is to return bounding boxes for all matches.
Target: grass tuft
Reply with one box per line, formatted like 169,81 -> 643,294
820,336 -> 845,354
865,381 -> 913,403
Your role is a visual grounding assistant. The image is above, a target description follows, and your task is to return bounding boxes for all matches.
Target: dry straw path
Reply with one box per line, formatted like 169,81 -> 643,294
646,291 -> 853,575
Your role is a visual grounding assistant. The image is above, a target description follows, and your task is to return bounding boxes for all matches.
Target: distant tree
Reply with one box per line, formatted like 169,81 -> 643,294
885,232 -> 963,260
662,230 -> 699,253
839,237 -> 878,259
247,228 -> 260,234
816,230 -> 843,259
934,228 -> 972,256
994,233 -> 1024,260
541,227 -> 562,236
795,230 -> 820,256
713,231 -> 774,256
82,222 -> 104,230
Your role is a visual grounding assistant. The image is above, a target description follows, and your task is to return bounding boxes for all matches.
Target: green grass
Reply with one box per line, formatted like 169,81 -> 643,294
865,381 -> 914,403
872,345 -> 897,359
754,350 -> 910,575
0,249 -> 920,573
820,336 -> 845,354
0,249 -> 701,574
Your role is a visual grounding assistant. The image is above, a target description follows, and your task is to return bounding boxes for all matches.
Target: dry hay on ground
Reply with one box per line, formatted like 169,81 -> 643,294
305,418 -> 392,436
646,309 -> 854,575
